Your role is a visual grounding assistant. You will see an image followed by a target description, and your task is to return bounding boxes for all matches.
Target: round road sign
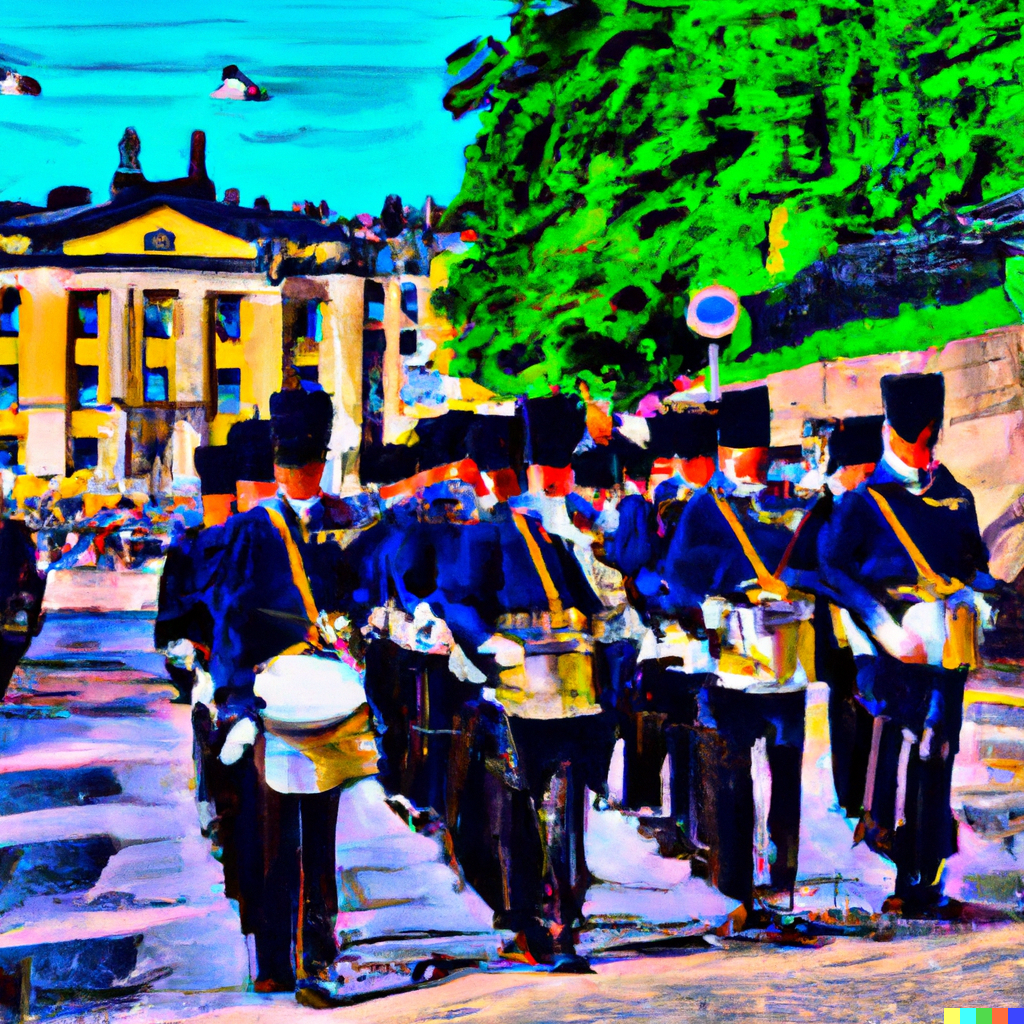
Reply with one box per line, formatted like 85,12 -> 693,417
686,285 -> 740,339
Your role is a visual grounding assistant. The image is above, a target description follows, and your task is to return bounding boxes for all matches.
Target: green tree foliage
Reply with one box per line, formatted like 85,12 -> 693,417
435,0 -> 1024,406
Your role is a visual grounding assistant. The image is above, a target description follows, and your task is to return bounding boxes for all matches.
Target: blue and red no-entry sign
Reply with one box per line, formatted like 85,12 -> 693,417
686,285 -> 740,339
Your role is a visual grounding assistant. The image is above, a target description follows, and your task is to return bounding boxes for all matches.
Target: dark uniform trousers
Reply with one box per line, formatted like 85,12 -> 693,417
0,639 -> 29,701
854,655 -> 964,904
365,638 -> 479,815
629,661 -> 713,831
0,516 -> 46,701
814,600 -> 874,816
448,700 -> 616,945
695,684 -> 806,906
193,710 -> 341,988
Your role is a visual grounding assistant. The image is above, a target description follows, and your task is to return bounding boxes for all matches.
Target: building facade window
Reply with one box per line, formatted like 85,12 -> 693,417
364,282 -> 385,325
285,298 -> 324,391
0,290 -> 20,336
361,280 -> 388,452
208,294 -> 246,421
75,294 -> 99,337
400,282 -> 418,323
217,367 -> 241,416
68,291 -> 104,410
0,366 -> 17,411
215,296 -> 242,341
77,365 -> 100,407
142,293 -> 176,404
0,290 -> 19,410
0,437 -> 18,468
398,282 -> 420,357
72,436 -> 99,470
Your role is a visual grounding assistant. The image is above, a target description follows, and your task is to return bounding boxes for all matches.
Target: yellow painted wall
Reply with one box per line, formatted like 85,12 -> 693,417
96,290 -> 111,405
70,407 -> 117,438
211,293 -> 283,444
244,296 -> 283,416
19,278 -> 66,405
63,207 -> 257,259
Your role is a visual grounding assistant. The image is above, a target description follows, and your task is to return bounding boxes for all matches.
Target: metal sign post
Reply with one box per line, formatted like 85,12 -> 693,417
686,285 -> 740,402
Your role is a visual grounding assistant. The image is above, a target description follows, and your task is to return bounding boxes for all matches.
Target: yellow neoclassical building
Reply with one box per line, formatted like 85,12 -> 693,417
0,187 -> 461,492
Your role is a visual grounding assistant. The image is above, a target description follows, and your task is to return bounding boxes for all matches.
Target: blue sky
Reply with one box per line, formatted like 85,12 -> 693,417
0,1 -> 513,214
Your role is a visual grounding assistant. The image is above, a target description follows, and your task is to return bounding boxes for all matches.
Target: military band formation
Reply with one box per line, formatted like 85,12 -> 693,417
155,370 -> 994,1005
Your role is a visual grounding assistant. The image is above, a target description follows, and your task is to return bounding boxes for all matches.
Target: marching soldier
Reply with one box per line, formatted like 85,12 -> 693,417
820,373 -> 993,918
357,415 -> 519,817
669,386 -> 813,909
441,395 -> 612,970
782,416 -> 883,817
157,386 -> 377,999
594,408 -> 719,837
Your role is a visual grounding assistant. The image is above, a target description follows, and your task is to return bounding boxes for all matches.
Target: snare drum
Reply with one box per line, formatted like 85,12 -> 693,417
254,654 -> 378,793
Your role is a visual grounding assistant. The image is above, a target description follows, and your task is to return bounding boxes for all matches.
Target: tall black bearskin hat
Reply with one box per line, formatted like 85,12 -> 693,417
466,413 -> 522,473
194,444 -> 238,496
826,415 -> 884,474
648,408 -> 718,460
717,385 -> 771,449
880,372 -> 945,444
269,387 -> 334,468
524,394 -> 586,468
226,418 -> 274,482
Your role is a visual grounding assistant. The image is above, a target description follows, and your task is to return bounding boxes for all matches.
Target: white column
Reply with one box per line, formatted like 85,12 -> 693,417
175,288 -> 207,404
107,287 -> 129,400
24,410 -> 65,477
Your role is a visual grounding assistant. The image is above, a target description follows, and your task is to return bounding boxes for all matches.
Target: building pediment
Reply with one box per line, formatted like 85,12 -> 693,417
62,205 -> 258,259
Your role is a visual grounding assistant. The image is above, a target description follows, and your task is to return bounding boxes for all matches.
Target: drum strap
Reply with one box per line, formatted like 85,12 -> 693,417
866,488 -> 962,597
711,492 -> 789,600
264,504 -> 321,647
511,511 -> 566,625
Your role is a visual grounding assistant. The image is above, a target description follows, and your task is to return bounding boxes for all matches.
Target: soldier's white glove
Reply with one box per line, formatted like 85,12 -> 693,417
478,633 -> 525,667
449,644 -> 487,683
976,592 -> 996,632
166,638 -> 197,670
192,667 -> 216,711
219,718 -> 258,765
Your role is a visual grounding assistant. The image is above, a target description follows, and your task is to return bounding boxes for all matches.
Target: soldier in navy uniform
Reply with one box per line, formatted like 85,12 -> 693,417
354,490 -> 435,805
782,416 -> 883,818
590,409 -> 718,840
354,416 -> 517,818
439,396 -> 612,970
668,386 -> 812,909
157,386 -> 369,996
631,409 -> 719,833
820,374 -> 992,918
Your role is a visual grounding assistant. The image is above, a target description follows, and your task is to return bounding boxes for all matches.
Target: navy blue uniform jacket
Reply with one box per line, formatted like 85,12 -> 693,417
664,478 -> 801,609
819,460 -> 991,634
156,495 -> 363,716
410,503 -> 602,664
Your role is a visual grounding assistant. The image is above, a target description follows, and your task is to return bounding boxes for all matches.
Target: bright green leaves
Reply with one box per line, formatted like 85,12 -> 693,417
437,0 -> 1024,407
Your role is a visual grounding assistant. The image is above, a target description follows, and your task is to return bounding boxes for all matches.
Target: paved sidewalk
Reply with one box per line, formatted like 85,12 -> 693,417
1,612 -> 1020,1020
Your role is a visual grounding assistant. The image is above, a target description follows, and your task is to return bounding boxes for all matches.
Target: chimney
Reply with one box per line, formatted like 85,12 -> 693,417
253,196 -> 271,212
223,188 -> 240,206
188,130 -> 208,180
